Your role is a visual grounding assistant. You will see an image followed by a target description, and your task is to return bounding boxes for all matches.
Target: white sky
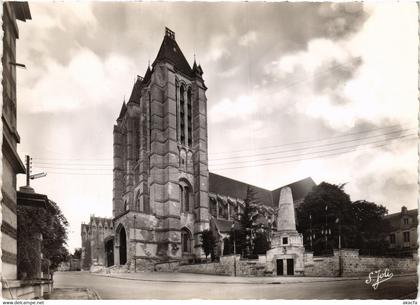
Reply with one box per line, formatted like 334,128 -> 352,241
14,2 -> 418,252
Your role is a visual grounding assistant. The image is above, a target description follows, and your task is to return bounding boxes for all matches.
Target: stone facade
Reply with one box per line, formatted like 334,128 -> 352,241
81,28 -> 316,271
81,216 -> 114,269
385,206 -> 418,252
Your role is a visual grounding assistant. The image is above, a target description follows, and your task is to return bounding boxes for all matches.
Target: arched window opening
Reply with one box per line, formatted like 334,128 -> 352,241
180,85 -> 185,145
218,199 -> 228,220
179,180 -> 193,213
179,185 -> 184,211
210,198 -> 217,217
184,186 -> 190,212
175,81 -> 178,140
148,91 -> 152,151
136,193 -> 145,213
181,228 -> 192,255
187,88 -> 192,146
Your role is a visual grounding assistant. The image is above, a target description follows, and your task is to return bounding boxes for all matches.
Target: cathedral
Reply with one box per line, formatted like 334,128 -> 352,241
81,28 -> 315,272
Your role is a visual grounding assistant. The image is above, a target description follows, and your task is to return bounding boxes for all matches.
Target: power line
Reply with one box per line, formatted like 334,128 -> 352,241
211,136 -> 417,171
210,128 -> 416,161
31,124 -> 415,164
31,127 -> 416,167
210,133 -> 417,166
31,134 -> 416,176
210,123 -> 415,156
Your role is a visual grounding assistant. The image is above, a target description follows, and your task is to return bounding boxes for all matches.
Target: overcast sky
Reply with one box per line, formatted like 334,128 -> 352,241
15,2 -> 418,252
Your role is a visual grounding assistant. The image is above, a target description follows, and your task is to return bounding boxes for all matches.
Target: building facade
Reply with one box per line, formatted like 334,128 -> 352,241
1,2 -> 32,298
385,206 -> 418,253
81,28 -> 316,272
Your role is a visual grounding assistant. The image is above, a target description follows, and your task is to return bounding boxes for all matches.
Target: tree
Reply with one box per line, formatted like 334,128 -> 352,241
296,182 -> 390,255
72,248 -> 82,260
200,229 -> 217,261
17,199 -> 69,279
232,186 -> 272,258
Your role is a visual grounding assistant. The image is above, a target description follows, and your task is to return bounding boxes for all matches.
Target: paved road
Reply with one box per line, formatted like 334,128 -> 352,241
53,271 -> 417,300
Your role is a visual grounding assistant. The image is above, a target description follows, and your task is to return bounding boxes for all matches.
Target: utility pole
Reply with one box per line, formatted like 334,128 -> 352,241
25,155 -> 31,187
232,223 -> 236,277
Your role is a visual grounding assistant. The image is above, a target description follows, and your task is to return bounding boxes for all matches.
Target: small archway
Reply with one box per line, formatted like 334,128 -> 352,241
119,226 -> 127,265
105,237 -> 114,267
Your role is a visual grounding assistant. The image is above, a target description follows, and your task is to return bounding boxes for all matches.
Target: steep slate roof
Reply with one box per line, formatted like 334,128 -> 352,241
12,2 -> 32,21
117,101 -> 127,120
128,77 -> 144,104
209,172 -> 316,209
152,29 -> 193,77
209,172 -> 273,207
272,177 -> 316,207
384,208 -> 418,231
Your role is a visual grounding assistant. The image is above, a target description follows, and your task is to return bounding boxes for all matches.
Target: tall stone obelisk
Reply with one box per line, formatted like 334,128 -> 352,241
266,186 -> 305,276
277,187 -> 297,232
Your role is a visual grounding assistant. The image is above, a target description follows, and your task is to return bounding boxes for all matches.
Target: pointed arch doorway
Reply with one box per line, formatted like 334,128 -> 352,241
119,226 -> 127,265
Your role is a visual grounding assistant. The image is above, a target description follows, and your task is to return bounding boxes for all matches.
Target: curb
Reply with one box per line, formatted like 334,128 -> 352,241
87,288 -> 101,300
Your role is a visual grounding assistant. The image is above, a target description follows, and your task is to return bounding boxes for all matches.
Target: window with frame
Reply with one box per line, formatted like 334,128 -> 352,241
403,218 -> 409,225
282,237 -> 288,245
389,234 -> 396,244
403,231 -> 410,243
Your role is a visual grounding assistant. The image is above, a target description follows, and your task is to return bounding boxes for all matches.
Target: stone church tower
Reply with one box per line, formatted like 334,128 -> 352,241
112,28 -> 209,269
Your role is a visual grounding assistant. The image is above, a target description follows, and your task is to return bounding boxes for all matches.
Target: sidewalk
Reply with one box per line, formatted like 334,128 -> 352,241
91,270 -> 360,285
46,288 -> 101,300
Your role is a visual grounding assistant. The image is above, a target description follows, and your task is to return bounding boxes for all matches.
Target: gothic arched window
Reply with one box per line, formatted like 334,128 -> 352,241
180,85 -> 185,145
187,88 -> 192,146
181,228 -> 192,254
136,192 -> 144,212
179,180 -> 193,213
184,186 -> 190,212
179,185 -> 184,210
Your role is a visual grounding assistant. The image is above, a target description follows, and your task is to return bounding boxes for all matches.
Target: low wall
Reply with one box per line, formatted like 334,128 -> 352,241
303,252 -> 339,277
2,279 -> 53,299
304,249 -> 417,277
155,255 -> 267,277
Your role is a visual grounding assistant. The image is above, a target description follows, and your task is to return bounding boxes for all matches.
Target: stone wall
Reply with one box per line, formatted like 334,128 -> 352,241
304,249 -> 417,277
155,250 -> 417,278
155,255 -> 267,277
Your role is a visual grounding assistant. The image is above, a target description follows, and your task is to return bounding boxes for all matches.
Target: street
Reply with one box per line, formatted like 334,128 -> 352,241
53,271 -> 417,299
